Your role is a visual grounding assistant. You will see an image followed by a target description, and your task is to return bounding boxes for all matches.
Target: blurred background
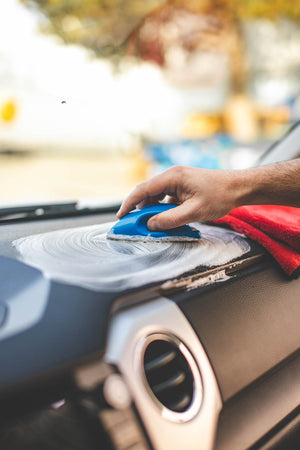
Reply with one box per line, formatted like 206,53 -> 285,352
1,0 -> 300,204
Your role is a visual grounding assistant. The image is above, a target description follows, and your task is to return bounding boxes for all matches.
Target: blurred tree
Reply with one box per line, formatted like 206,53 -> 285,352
20,1 -> 240,64
21,1 -> 300,59
20,0 -> 300,90
20,0 -> 166,58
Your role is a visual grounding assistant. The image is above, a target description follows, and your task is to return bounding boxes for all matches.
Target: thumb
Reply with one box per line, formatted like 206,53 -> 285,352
147,201 -> 196,231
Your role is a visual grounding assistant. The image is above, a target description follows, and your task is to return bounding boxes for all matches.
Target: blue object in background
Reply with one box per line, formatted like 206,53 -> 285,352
144,134 -> 237,171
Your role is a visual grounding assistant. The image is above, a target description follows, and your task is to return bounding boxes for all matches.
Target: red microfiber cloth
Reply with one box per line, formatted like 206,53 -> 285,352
213,205 -> 300,278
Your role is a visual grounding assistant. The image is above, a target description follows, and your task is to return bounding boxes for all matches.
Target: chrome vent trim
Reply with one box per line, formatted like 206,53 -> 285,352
142,333 -> 202,420
105,297 -> 222,450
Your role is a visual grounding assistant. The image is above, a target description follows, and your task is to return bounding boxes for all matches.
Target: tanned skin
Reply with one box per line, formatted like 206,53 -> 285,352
117,159 -> 300,231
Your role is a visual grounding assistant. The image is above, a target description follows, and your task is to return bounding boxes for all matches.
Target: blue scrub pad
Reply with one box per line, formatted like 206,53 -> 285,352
106,204 -> 201,242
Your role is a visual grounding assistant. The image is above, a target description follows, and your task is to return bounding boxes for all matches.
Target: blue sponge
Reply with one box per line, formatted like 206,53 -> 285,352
107,204 -> 201,242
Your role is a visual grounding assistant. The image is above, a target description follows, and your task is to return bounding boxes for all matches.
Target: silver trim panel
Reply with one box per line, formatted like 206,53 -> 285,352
139,332 -> 203,423
105,297 -> 222,450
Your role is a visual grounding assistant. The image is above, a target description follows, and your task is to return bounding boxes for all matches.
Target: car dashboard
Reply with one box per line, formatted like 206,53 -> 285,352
0,209 -> 299,450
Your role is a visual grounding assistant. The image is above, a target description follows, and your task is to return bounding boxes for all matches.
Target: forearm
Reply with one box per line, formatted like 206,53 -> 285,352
233,159 -> 300,208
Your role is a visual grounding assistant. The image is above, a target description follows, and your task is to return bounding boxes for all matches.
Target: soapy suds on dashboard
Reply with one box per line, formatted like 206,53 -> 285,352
13,222 -> 250,292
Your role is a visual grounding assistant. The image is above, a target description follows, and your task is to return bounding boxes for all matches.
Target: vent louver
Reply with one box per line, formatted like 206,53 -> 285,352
143,338 -> 195,413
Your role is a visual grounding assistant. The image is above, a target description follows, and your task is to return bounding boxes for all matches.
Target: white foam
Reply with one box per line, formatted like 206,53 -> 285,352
13,222 -> 250,292
106,232 -> 201,243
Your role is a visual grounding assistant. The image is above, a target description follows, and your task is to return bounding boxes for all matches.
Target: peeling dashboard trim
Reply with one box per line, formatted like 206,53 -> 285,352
111,253 -> 266,313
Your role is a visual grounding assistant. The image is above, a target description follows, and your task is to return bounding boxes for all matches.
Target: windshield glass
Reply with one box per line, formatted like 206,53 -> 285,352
1,0 -> 300,206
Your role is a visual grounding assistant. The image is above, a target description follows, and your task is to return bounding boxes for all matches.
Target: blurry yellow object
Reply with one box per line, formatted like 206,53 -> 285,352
225,95 -> 259,142
128,150 -> 151,183
1,99 -> 17,123
181,113 -> 222,138
258,105 -> 290,139
258,104 -> 290,123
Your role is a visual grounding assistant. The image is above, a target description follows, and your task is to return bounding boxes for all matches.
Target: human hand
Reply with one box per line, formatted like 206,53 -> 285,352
117,165 -> 245,230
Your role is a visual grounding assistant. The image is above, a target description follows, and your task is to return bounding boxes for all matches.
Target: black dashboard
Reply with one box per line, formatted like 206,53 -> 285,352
0,210 -> 299,450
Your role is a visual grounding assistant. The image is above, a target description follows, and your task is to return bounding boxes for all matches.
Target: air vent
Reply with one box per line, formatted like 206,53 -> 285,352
143,337 -> 195,413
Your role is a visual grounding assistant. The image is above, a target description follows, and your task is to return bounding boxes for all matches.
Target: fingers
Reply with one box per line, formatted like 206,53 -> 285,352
116,184 -> 152,218
147,199 -> 196,231
117,171 -> 177,218
166,195 -> 179,204
137,193 -> 166,209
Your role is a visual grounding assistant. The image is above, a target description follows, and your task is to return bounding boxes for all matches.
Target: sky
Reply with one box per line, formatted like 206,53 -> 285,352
0,0 -> 195,152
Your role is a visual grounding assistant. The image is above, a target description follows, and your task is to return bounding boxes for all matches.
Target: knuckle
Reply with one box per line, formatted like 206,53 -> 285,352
173,165 -> 187,178
134,181 -> 147,196
168,165 -> 182,174
135,181 -> 153,200
166,165 -> 184,184
135,181 -> 146,190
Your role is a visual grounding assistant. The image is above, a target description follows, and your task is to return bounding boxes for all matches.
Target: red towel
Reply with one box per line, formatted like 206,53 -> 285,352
213,205 -> 300,278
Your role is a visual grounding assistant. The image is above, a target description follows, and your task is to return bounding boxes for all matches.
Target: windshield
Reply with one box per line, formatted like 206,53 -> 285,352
1,0 -> 300,207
